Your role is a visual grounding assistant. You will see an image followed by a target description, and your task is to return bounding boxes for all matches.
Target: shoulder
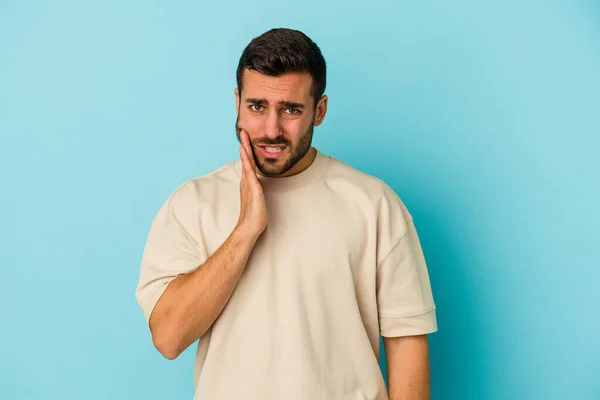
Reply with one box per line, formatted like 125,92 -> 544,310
323,155 -> 414,244
324,156 -> 411,216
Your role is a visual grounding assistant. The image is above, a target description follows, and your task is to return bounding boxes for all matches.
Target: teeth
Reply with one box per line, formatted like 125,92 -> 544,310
265,147 -> 284,153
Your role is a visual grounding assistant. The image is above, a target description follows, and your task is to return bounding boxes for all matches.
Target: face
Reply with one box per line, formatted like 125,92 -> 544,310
235,69 -> 327,177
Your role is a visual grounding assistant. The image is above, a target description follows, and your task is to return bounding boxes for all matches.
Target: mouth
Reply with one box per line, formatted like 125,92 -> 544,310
256,145 -> 287,158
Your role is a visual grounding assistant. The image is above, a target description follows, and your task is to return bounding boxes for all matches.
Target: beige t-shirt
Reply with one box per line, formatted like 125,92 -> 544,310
136,149 -> 437,400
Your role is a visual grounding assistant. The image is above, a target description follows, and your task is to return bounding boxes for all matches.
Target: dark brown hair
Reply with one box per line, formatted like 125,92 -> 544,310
236,28 -> 327,107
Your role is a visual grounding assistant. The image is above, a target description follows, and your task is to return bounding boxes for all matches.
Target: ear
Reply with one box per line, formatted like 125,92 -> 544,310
313,95 -> 328,127
234,88 -> 240,114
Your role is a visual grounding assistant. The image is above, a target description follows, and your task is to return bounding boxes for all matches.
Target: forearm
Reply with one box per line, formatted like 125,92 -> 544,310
385,335 -> 431,400
150,225 -> 259,359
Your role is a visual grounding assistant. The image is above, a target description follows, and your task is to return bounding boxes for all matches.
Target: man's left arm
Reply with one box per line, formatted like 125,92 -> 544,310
375,189 -> 437,399
384,334 -> 431,400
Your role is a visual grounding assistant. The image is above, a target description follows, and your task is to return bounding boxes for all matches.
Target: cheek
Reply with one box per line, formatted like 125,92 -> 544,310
280,118 -> 308,139
238,113 -> 264,137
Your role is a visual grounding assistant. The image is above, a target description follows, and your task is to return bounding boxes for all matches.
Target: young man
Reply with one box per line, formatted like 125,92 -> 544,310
136,28 -> 438,400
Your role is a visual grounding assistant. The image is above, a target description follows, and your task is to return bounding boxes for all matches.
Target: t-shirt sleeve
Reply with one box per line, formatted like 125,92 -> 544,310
376,192 -> 437,337
135,182 -> 205,326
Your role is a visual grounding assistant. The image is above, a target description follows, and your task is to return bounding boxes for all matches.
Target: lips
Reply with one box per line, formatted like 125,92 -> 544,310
257,145 -> 286,158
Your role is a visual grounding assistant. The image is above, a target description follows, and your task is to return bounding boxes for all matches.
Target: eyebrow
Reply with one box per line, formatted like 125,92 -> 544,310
245,98 -> 305,109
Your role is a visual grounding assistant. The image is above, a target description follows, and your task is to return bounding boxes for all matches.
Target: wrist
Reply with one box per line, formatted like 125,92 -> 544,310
232,223 -> 262,245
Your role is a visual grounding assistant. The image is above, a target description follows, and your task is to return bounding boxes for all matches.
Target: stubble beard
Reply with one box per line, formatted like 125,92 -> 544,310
235,114 -> 314,176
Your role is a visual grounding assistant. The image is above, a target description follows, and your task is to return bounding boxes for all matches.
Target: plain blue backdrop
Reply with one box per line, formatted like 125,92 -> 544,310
1,1 -> 599,399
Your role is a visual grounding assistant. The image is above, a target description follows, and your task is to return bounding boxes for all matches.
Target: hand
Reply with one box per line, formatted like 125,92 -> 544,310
236,129 -> 267,238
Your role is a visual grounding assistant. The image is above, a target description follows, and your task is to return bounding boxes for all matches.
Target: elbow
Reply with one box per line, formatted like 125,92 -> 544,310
151,326 -> 183,360
148,310 -> 208,360
160,348 -> 181,361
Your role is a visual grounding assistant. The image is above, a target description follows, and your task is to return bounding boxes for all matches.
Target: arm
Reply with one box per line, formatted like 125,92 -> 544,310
149,225 -> 259,360
384,334 -> 431,400
148,129 -> 266,360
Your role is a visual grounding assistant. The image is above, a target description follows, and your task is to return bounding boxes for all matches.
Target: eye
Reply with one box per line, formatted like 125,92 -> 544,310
250,104 -> 264,112
284,108 -> 300,115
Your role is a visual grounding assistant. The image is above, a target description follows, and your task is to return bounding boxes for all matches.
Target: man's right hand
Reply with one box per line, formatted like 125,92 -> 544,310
147,132 -> 267,358
237,129 -> 267,238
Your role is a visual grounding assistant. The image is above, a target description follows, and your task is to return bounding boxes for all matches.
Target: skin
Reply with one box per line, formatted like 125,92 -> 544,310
235,69 -> 328,177
149,68 -> 432,398
384,335 -> 432,399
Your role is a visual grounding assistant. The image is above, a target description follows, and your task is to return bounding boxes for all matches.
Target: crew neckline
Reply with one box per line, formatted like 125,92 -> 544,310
232,148 -> 331,192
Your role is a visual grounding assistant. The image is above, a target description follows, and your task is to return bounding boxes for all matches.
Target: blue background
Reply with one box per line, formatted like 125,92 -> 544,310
1,1 -> 599,399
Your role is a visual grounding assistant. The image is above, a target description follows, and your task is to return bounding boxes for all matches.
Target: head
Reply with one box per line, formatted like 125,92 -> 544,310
235,28 -> 328,177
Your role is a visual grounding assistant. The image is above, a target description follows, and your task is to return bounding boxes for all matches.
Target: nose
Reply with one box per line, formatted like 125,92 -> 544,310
264,109 -> 283,139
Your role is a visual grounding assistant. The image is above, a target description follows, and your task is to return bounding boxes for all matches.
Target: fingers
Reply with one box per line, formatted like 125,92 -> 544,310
239,144 -> 258,184
240,145 -> 251,175
240,130 -> 257,171
239,146 -> 247,178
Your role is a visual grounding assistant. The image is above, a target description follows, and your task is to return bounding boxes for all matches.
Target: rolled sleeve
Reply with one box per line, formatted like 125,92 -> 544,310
379,309 -> 437,337
376,219 -> 438,337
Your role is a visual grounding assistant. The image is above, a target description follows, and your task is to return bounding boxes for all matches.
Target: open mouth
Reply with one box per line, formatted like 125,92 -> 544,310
257,145 -> 286,158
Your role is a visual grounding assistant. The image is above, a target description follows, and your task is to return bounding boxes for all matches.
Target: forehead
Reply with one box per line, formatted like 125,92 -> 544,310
241,69 -> 312,102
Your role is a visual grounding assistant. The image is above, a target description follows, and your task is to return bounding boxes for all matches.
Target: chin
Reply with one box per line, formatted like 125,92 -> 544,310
258,164 -> 288,176
257,159 -> 292,176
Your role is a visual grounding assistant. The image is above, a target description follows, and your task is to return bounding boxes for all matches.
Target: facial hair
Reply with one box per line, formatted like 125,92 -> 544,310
235,113 -> 314,176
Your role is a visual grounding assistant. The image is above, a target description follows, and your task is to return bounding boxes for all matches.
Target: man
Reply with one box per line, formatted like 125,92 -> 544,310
136,28 -> 438,400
